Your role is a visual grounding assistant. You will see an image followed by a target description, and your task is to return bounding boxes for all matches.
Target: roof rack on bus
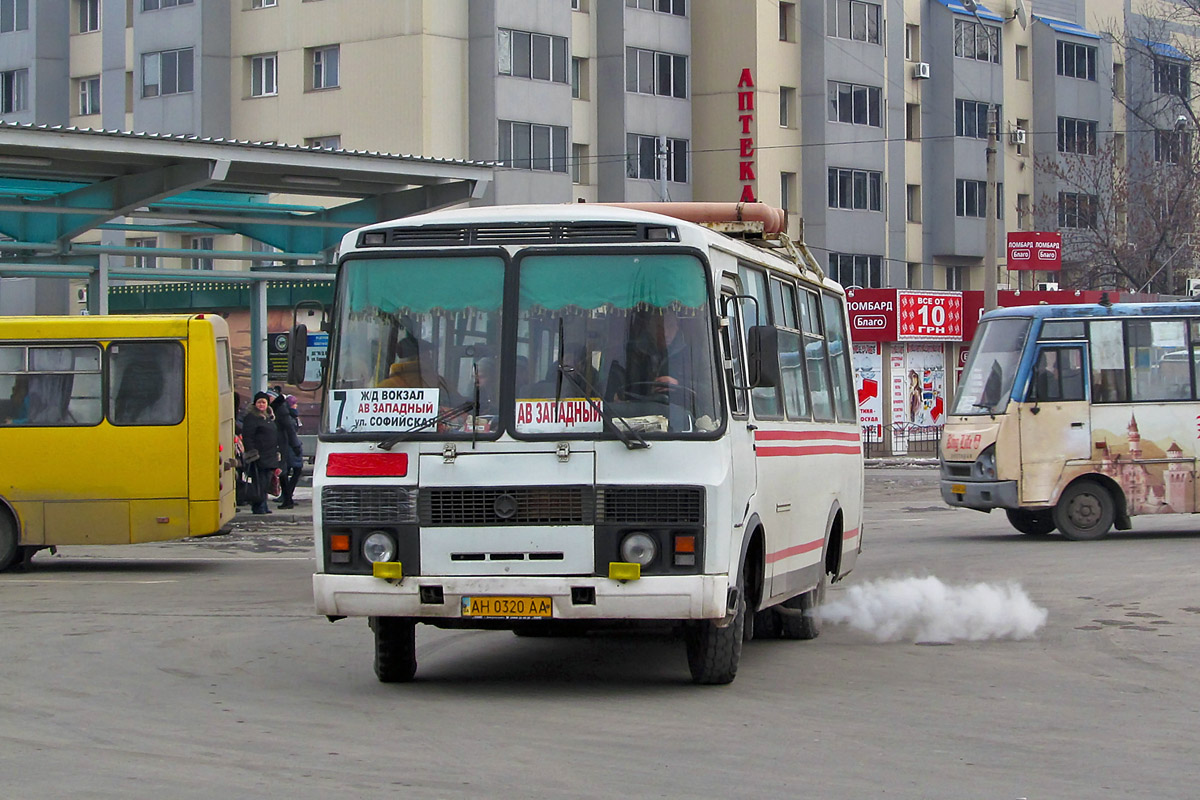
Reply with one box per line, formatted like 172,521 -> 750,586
589,201 -> 826,282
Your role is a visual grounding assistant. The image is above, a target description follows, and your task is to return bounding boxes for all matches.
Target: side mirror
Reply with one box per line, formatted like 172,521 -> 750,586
287,324 -> 308,385
747,325 -> 780,388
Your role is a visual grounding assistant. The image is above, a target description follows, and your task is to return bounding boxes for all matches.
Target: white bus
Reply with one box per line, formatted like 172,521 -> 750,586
304,203 -> 864,684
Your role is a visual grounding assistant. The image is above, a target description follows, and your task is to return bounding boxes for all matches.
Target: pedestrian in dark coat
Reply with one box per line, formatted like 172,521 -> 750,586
271,393 -> 303,509
241,391 -> 282,514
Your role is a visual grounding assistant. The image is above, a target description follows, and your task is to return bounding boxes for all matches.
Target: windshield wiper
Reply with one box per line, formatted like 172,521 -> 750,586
555,362 -> 649,451
377,400 -> 475,451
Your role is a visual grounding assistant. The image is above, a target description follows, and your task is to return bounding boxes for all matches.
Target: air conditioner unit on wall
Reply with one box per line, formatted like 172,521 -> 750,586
913,62 -> 931,80
1011,128 -> 1027,145
1037,281 -> 1059,291
1187,278 -> 1200,296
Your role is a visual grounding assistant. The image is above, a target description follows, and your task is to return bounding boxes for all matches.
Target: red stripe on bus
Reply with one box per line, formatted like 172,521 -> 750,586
754,429 -> 861,443
765,537 -> 825,563
756,444 -> 862,457
843,527 -> 860,542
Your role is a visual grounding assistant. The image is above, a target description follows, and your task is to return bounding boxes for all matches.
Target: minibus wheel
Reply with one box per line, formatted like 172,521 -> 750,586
1053,480 -> 1115,541
1005,508 -> 1057,535
0,512 -> 17,572
370,616 -> 417,683
684,579 -> 745,684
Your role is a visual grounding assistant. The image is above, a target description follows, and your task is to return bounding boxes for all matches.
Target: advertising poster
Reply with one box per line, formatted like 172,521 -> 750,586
889,343 -> 908,454
905,342 -> 946,428
853,342 -> 882,440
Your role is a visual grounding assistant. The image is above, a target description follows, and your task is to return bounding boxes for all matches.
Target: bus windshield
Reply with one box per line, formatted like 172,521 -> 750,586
952,317 -> 1031,415
326,252 -> 721,437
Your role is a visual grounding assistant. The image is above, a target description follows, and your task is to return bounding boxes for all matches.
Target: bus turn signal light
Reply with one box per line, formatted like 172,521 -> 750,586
330,534 -> 350,552
674,534 -> 696,567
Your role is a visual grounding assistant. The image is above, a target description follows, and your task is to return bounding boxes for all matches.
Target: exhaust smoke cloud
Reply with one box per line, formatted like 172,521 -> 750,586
815,576 -> 1048,643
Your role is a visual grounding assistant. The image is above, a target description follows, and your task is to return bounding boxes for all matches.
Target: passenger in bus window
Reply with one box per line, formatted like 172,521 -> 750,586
2,374 -> 30,424
378,333 -> 451,396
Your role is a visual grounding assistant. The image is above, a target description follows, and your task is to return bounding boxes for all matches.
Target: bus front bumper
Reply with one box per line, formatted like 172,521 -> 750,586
313,573 -> 730,622
940,479 -> 1019,511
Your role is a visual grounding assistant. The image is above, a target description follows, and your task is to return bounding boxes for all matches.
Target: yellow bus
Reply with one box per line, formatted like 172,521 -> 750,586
0,314 -> 237,570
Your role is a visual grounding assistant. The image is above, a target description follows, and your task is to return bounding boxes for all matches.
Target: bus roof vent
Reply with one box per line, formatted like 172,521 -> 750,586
557,222 -> 652,241
361,221 -> 673,248
473,224 -> 557,243
358,226 -> 471,247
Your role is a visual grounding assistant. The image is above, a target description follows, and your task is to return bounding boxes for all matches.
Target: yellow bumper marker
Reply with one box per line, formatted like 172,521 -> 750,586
373,562 -> 403,580
608,562 -> 641,581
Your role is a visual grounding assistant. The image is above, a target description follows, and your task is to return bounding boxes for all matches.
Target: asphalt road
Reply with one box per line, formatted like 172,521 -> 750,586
3,469 -> 1200,799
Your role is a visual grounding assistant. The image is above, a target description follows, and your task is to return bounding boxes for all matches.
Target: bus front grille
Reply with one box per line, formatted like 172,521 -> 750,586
596,485 -> 705,524
420,486 -> 593,526
414,485 -> 705,527
322,486 -> 417,524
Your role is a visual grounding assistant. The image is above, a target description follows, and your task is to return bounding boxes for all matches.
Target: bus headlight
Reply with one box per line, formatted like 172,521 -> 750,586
363,531 -> 397,563
620,532 -> 658,566
976,445 -> 997,481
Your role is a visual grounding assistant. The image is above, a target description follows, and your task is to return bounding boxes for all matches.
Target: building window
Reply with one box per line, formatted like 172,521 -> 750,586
828,167 -> 882,211
954,19 -> 1000,63
1154,58 -> 1190,97
945,266 -> 962,291
826,0 -> 881,44
779,86 -> 795,127
499,120 -> 569,173
1058,192 -> 1097,228
905,24 -> 920,60
305,135 -> 340,149
190,236 -> 214,271
625,0 -> 685,15
77,75 -> 101,115
780,171 -> 796,213
142,0 -> 193,9
906,102 -> 920,140
956,179 -> 1003,218
1015,117 -> 1029,155
251,0 -> 277,7
907,263 -> 921,288
626,134 -> 688,182
498,29 -> 568,84
827,81 -> 881,127
310,45 -> 339,89
1057,117 -> 1097,155
130,237 -> 157,269
1015,45 -> 1029,80
142,48 -> 194,97
77,0 -> 100,32
906,184 -> 921,222
1113,63 -> 1125,99
956,99 -> 997,139
571,57 -> 586,99
1057,40 -> 1096,80
1155,129 -> 1190,163
0,0 -> 28,32
779,1 -> 795,41
571,143 -> 587,184
625,47 -> 687,98
1017,193 -> 1032,229
1,68 -> 29,113
250,53 -> 278,97
828,253 -> 883,288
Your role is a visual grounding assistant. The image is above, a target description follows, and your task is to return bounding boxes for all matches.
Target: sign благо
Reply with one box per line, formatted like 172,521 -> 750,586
1007,231 -> 1061,271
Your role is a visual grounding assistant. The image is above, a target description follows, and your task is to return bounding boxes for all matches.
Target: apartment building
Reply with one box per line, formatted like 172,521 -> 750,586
1,0 -> 1195,295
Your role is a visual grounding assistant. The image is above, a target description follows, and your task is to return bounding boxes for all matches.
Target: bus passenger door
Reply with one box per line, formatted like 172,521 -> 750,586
722,283 -> 757,557
1018,345 -> 1089,504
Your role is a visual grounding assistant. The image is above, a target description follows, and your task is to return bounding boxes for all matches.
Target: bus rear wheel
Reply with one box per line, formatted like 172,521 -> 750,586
780,571 -> 827,640
370,616 -> 417,683
1053,480 -> 1115,541
0,512 -> 17,572
1005,508 -> 1057,535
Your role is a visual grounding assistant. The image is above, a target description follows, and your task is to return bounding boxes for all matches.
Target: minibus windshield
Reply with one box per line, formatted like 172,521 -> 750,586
952,317 -> 1031,415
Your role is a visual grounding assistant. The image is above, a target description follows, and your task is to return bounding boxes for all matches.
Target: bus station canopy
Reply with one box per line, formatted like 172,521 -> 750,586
0,122 -> 494,285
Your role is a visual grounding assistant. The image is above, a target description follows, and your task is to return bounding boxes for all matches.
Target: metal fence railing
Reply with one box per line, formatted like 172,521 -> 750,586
862,423 -> 942,459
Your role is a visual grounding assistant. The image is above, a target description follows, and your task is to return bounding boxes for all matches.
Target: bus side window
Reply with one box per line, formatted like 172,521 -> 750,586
721,291 -> 748,416
109,341 -> 185,426
821,292 -> 857,422
1088,319 -> 1128,403
26,346 -> 102,426
738,265 -> 781,418
1032,347 -> 1084,402
799,288 -> 834,422
771,280 -> 810,420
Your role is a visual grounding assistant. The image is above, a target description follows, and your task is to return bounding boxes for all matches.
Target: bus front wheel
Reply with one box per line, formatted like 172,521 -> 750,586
684,587 -> 745,685
370,616 -> 417,683
1053,480 -> 1115,541
0,512 -> 17,572
1005,508 -> 1057,535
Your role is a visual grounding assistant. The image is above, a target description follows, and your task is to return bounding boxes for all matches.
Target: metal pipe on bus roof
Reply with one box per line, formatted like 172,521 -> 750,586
588,202 -> 788,235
